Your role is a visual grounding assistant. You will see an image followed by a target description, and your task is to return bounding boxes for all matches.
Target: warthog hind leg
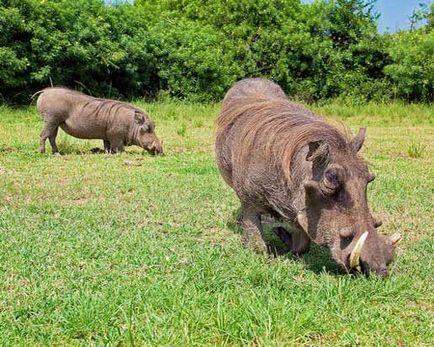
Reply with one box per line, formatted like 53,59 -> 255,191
273,226 -> 311,256
39,117 -> 60,154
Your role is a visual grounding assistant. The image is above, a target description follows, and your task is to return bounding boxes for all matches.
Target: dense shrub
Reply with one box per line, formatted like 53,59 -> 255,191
0,0 -> 432,104
145,19 -> 237,101
137,0 -> 391,101
0,0 -> 158,102
384,29 -> 434,102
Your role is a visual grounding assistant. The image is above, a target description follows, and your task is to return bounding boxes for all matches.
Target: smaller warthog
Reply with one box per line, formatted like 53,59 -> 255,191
35,87 -> 163,155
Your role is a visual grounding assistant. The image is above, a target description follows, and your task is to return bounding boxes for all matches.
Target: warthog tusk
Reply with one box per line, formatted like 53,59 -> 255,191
349,231 -> 369,270
390,233 -> 402,247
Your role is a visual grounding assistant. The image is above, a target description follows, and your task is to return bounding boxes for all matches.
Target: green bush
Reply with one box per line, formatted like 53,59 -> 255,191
0,0 -> 432,104
384,29 -> 434,102
145,19 -> 237,101
0,0 -> 157,103
137,0 -> 391,101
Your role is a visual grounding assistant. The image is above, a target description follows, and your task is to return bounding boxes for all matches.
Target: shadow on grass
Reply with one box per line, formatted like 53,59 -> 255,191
2,142 -> 103,156
226,208 -> 343,275
55,142 -> 106,155
5,142 -> 152,156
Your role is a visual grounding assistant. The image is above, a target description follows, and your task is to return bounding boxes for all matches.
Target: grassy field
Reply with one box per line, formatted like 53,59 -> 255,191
0,101 -> 433,346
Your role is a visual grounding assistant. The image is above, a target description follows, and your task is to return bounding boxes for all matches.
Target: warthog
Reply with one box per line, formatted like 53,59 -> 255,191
35,87 -> 163,155
215,78 -> 401,276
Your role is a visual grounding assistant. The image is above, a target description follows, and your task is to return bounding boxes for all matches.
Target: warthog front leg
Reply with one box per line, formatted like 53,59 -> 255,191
241,206 -> 268,254
103,140 -> 111,154
107,137 -> 124,154
273,226 -> 311,256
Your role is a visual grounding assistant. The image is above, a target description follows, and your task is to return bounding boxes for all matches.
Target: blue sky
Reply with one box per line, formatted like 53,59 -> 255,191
107,1 -> 431,32
303,0 -> 432,32
374,0 -> 431,32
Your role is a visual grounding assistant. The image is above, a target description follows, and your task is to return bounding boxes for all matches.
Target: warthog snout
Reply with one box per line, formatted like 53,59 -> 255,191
347,231 -> 402,277
147,140 -> 164,155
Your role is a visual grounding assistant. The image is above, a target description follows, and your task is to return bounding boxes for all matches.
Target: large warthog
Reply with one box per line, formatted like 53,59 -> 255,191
215,78 -> 401,276
35,87 -> 163,154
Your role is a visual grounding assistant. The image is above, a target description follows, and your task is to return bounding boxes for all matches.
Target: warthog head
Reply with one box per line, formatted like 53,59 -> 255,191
133,111 -> 163,155
296,128 -> 401,277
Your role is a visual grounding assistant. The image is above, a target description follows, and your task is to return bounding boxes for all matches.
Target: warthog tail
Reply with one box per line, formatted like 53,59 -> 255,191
31,90 -> 45,99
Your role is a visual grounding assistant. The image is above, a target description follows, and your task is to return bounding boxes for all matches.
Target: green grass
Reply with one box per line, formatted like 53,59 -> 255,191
407,142 -> 426,158
0,101 -> 433,346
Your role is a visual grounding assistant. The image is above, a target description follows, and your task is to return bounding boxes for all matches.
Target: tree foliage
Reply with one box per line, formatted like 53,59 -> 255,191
0,0 -> 432,104
384,29 -> 434,101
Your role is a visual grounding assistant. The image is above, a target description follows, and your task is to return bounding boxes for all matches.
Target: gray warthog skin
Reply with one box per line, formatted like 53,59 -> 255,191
36,87 -> 163,155
216,78 -> 401,276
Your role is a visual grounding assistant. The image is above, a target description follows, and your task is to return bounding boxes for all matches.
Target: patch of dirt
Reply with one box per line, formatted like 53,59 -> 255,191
3,194 -> 13,205
199,227 -> 237,247
72,196 -> 89,205
170,147 -> 186,154
0,147 -> 15,154
123,158 -> 143,167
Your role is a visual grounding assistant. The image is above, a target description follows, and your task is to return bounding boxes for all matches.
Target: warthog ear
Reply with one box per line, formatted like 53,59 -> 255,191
351,127 -> 366,152
134,111 -> 145,125
306,141 -> 329,162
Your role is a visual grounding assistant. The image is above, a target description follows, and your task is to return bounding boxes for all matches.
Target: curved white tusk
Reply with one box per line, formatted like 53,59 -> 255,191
390,233 -> 402,247
349,231 -> 369,270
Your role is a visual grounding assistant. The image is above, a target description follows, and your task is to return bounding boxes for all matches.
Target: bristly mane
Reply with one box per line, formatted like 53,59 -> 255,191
217,94 -> 351,182
38,86 -> 146,117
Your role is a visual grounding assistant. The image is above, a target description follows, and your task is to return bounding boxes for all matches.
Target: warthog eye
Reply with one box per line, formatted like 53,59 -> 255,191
325,171 -> 339,188
323,168 -> 342,194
